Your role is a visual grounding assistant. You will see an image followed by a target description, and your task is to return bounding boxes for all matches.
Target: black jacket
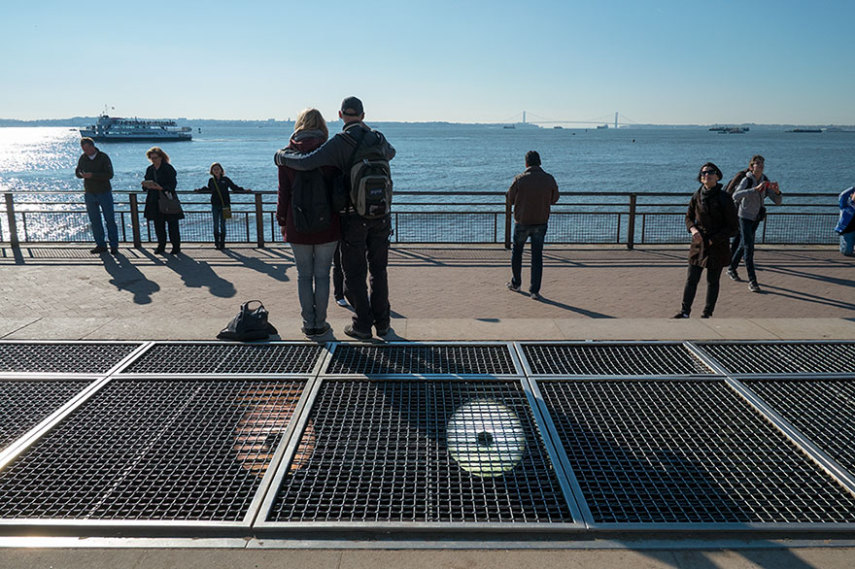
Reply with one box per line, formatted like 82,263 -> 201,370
143,162 -> 183,220
274,122 -> 395,173
195,176 -> 249,207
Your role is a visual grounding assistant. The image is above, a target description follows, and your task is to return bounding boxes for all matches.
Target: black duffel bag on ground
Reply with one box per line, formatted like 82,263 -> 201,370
217,300 -> 278,341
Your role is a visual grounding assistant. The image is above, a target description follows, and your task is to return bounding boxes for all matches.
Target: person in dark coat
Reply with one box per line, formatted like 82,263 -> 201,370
674,162 -> 738,319
142,146 -> 183,255
194,162 -> 251,250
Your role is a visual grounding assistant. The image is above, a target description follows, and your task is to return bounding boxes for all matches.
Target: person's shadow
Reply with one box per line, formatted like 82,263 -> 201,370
162,254 -> 237,298
101,252 -> 160,305
223,248 -> 290,283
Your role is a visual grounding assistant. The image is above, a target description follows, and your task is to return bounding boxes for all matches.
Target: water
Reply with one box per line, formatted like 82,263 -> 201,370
2,124 -> 854,200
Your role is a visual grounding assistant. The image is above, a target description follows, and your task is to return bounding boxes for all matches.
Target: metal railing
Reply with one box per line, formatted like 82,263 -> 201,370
0,190 -> 843,249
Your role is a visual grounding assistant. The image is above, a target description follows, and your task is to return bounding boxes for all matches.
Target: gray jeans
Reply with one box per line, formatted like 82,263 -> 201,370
291,241 -> 337,329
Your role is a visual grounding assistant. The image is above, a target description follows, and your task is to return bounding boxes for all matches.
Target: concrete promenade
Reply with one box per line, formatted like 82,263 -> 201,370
1,243 -> 854,341
1,243 -> 854,569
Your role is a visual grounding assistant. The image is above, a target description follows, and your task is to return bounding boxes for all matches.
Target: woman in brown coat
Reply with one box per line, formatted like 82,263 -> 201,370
674,162 -> 738,318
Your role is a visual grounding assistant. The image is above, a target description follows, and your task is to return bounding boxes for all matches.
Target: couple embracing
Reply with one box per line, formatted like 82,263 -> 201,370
276,97 -> 396,340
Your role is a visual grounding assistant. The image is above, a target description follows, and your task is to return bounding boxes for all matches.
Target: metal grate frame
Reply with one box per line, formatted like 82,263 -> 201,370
257,376 -> 583,530
518,342 -> 716,377
324,342 -> 522,377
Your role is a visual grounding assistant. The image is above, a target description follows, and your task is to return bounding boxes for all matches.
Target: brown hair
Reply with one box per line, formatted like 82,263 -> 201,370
750,154 -> 765,166
294,108 -> 329,139
146,146 -> 170,163
80,137 -> 95,147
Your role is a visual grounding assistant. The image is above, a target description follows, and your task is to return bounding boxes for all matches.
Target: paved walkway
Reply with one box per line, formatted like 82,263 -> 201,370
2,243 -> 855,569
1,244 -> 853,341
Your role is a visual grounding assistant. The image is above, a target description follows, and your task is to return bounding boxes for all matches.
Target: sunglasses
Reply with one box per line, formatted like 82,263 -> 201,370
700,170 -> 717,176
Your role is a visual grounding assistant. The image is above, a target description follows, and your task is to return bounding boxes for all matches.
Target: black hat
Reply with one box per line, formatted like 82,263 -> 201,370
341,96 -> 364,116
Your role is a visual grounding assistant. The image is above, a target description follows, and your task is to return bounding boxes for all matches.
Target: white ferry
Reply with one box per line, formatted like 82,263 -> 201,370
80,114 -> 192,142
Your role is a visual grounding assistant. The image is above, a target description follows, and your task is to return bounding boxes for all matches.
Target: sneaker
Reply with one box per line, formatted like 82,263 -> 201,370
530,292 -> 541,301
90,245 -> 108,254
700,312 -> 711,319
344,324 -> 372,340
336,298 -> 349,308
110,246 -> 119,255
169,248 -> 181,255
749,281 -> 761,293
727,269 -> 741,281
672,312 -> 690,319
375,325 -> 390,337
301,326 -> 315,336
506,281 -> 520,292
154,246 -> 166,255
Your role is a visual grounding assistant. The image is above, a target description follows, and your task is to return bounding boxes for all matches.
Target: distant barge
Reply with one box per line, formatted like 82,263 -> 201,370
80,114 -> 192,142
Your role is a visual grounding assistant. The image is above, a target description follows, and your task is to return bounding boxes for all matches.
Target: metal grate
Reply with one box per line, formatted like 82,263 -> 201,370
0,343 -> 140,374
537,379 -> 855,524
121,343 -> 322,375
697,342 -> 855,375
745,378 -> 855,476
0,378 -> 306,522
265,379 -> 574,523
326,344 -> 518,376
0,380 -> 91,453
522,343 -> 712,376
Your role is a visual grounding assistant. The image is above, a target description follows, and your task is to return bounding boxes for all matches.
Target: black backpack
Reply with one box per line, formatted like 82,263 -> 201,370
291,169 -> 332,233
217,300 -> 278,341
346,129 -> 393,219
725,169 -> 749,195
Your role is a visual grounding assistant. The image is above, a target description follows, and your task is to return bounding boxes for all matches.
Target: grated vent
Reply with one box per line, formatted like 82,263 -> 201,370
745,378 -> 855,475
537,379 -> 855,524
697,342 -> 855,375
326,345 -> 517,375
266,379 -> 574,523
0,378 -> 306,521
121,343 -> 322,375
523,343 -> 712,376
0,343 -> 140,374
0,380 -> 91,453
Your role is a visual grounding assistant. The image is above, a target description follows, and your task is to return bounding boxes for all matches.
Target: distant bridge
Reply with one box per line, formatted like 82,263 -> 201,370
500,111 -> 638,128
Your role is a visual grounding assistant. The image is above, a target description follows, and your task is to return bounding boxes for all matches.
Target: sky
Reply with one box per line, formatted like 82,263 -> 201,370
2,0 -> 854,125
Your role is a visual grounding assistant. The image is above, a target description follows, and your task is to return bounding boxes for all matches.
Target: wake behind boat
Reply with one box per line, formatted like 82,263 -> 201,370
80,113 -> 192,142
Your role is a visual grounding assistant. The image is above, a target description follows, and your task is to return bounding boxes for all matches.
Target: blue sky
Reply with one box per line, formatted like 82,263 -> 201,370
2,0 -> 853,125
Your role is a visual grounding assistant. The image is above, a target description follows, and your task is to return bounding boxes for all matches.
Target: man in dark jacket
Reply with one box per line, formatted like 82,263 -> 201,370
76,137 -> 118,254
506,150 -> 559,300
275,97 -> 396,340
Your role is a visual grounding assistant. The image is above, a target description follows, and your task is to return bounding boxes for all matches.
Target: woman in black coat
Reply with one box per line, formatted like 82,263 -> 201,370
142,146 -> 183,255
674,162 -> 738,319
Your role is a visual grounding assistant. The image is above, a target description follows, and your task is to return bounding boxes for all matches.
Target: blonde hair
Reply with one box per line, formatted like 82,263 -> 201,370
210,162 -> 224,176
146,146 -> 170,163
294,108 -> 328,139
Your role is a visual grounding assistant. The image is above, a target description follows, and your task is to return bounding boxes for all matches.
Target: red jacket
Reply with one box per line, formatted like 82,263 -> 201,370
276,131 -> 341,244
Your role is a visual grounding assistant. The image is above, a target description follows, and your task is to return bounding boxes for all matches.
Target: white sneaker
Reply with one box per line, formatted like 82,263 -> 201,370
336,298 -> 348,307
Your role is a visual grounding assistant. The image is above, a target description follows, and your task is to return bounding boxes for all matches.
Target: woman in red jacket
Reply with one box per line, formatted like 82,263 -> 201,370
276,108 -> 341,337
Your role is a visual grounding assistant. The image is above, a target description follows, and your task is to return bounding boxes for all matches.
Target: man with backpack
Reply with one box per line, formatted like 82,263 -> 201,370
726,155 -> 782,292
275,97 -> 396,340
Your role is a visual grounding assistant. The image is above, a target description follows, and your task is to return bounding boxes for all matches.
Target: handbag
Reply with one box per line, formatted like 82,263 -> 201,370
158,191 -> 183,215
212,178 -> 232,219
217,300 -> 278,341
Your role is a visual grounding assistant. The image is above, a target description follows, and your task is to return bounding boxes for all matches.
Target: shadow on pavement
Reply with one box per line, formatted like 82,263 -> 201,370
101,252 -> 161,305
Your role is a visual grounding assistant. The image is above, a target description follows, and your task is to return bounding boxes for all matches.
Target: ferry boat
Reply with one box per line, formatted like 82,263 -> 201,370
80,113 -> 192,142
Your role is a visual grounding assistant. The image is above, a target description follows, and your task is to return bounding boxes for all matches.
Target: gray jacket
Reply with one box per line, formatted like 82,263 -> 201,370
274,121 -> 395,172
731,171 -> 782,220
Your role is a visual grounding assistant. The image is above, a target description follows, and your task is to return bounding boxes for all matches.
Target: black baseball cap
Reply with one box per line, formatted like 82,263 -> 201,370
341,96 -> 364,116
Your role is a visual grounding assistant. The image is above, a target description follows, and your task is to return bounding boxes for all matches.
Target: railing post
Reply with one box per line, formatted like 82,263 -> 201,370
504,195 -> 512,250
129,193 -> 142,249
626,193 -> 637,250
4,193 -> 20,249
255,193 -> 265,248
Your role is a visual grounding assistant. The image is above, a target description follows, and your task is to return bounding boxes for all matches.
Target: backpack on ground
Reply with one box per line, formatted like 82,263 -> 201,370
291,169 -> 332,233
217,300 -> 278,341
725,169 -> 749,195
346,129 -> 393,219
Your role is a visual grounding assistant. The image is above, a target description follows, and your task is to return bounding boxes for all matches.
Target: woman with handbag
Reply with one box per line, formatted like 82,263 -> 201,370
142,147 -> 183,255
276,108 -> 341,337
194,162 -> 252,250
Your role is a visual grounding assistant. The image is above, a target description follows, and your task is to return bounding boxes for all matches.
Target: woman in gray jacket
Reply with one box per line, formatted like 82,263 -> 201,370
727,155 -> 781,292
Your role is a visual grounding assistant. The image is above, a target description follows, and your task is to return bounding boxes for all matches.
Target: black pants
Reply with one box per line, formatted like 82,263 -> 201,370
153,216 -> 181,250
680,264 -> 723,316
341,214 -> 391,333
